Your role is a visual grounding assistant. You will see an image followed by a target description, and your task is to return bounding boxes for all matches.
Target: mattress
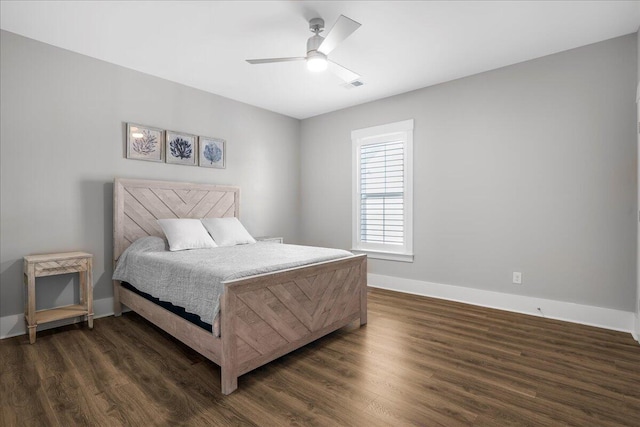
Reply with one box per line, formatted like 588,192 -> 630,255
120,281 -> 219,335
112,236 -> 353,328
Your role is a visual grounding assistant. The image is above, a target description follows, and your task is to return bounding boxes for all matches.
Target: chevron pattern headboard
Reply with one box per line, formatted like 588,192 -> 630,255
113,178 -> 239,260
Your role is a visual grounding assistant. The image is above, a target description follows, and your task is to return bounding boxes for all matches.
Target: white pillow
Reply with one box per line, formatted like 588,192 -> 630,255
201,217 -> 256,247
157,219 -> 217,251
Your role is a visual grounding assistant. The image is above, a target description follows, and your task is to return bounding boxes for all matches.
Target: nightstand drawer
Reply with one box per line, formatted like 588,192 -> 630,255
34,258 -> 88,276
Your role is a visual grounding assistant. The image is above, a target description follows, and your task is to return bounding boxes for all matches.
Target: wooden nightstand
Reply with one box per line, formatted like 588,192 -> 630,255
23,251 -> 93,344
255,236 -> 284,244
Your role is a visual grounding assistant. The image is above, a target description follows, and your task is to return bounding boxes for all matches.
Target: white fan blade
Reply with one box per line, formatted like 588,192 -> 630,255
318,15 -> 361,55
246,57 -> 305,64
328,60 -> 360,83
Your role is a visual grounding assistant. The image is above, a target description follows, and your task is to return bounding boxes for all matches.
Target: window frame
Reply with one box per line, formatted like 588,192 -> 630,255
351,119 -> 414,262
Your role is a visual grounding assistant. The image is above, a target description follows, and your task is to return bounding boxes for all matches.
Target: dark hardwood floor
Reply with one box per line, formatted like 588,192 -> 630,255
1,288 -> 639,426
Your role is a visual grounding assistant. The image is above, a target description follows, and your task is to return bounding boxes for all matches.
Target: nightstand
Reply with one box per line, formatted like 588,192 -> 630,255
255,236 -> 284,244
23,251 -> 93,344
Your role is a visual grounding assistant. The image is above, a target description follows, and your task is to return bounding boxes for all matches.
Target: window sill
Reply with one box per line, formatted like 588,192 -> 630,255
351,249 -> 414,263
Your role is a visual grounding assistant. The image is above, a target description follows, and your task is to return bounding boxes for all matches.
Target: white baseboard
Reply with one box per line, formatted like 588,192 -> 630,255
3,280 -> 635,341
368,273 -> 635,334
0,297 -> 118,340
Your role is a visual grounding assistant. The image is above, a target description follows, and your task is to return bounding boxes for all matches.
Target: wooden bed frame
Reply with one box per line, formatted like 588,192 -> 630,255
112,178 -> 367,395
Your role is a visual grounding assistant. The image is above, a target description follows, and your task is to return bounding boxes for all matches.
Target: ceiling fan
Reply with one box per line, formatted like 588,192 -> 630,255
246,15 -> 362,84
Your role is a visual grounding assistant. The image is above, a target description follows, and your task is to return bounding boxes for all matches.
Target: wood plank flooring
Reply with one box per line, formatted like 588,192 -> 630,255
1,288 -> 639,426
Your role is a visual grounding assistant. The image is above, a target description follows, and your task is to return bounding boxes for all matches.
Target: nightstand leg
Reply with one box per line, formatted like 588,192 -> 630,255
85,260 -> 94,329
27,325 -> 37,344
26,267 -> 36,344
79,269 -> 86,305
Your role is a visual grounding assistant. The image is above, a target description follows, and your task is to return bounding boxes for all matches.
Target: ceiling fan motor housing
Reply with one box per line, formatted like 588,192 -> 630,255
307,34 -> 325,54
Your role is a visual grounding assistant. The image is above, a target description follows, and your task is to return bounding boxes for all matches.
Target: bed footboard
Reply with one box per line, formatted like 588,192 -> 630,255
219,254 -> 367,395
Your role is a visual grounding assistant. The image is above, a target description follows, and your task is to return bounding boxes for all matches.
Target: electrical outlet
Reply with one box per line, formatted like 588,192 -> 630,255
512,272 -> 522,284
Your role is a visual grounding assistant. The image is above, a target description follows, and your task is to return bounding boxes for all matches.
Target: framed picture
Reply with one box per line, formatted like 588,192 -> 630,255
198,137 -> 226,169
166,131 -> 197,166
126,123 -> 164,162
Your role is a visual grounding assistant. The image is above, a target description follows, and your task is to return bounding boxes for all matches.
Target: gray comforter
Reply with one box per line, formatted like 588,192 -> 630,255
112,236 -> 352,324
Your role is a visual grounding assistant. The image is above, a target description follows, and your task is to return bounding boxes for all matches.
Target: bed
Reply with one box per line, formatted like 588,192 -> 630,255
112,178 -> 367,395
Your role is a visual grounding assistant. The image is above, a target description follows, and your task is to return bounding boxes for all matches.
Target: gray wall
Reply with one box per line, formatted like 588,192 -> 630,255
636,28 -> 640,334
1,29 -> 637,324
0,31 -> 301,319
300,34 -> 637,311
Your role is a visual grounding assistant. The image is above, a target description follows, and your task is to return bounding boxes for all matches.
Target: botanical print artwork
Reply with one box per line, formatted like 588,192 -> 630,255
170,137 -> 193,159
204,143 -> 221,163
166,131 -> 197,165
133,130 -> 158,155
126,123 -> 164,162
199,137 -> 226,169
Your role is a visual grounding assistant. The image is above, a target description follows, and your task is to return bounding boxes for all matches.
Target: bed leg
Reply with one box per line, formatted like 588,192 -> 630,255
113,280 -> 122,317
360,258 -> 368,326
221,369 -> 238,395
220,285 -> 238,394
360,291 -> 368,326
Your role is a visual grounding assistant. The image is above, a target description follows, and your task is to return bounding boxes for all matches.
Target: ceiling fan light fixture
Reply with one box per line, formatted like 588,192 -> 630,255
247,15 -> 361,83
307,52 -> 328,72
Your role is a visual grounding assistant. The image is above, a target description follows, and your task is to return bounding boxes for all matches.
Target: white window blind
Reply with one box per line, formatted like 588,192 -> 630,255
359,140 -> 404,245
352,119 -> 413,262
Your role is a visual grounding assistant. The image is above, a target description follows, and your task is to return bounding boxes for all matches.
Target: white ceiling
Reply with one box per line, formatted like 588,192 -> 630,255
1,1 -> 639,119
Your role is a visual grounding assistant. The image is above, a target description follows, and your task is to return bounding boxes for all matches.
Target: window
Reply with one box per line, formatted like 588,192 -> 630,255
352,119 -> 413,262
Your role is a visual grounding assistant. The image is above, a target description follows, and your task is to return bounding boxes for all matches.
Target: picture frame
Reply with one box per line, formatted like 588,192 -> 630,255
198,136 -> 226,169
126,123 -> 164,162
166,130 -> 197,166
